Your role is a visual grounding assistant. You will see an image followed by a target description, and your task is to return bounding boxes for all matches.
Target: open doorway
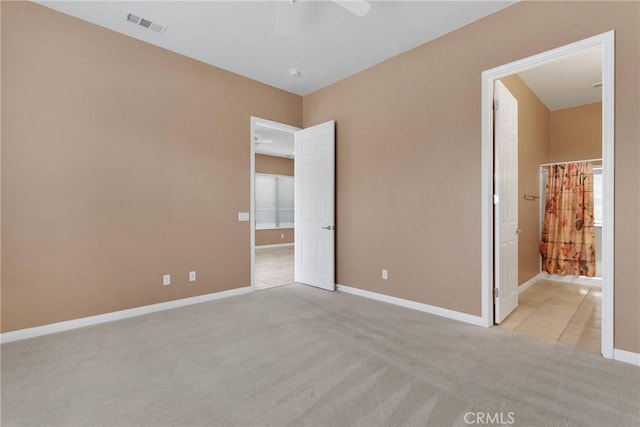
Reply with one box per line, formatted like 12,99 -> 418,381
495,48 -> 603,353
481,31 -> 614,358
251,118 -> 299,290
250,117 -> 337,292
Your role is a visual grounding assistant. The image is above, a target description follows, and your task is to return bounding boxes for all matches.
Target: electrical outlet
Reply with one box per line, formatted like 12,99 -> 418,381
189,271 -> 196,282
382,269 -> 388,280
163,274 -> 171,286
281,234 -> 285,239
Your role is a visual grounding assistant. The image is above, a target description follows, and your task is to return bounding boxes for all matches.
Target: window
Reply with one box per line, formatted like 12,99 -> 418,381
255,174 -> 294,229
593,167 -> 603,226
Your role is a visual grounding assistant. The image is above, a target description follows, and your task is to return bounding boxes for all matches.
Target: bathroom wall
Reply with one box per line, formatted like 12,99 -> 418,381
549,103 -> 602,162
499,76 -> 550,285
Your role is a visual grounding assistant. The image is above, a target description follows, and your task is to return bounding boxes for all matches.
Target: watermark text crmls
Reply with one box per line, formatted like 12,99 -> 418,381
464,411 -> 515,425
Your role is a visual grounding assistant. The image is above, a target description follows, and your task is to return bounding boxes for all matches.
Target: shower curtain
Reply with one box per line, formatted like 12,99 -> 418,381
540,162 -> 596,277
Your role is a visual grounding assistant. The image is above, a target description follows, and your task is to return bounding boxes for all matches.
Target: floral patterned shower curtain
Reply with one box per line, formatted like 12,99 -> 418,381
540,162 -> 596,277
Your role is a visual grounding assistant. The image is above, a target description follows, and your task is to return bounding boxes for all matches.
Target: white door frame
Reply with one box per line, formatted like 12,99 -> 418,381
480,31 -> 615,359
250,116 -> 301,291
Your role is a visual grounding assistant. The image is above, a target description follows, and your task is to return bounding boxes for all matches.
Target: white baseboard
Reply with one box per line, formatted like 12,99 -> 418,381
0,286 -> 253,344
518,272 -> 545,293
613,349 -> 640,366
538,272 -> 602,287
337,284 -> 485,327
255,243 -> 294,249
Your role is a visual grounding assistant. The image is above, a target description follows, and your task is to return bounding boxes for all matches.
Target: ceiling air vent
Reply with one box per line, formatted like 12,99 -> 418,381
126,12 -> 167,34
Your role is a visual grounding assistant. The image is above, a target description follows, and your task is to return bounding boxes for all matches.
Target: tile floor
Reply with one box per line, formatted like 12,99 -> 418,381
255,246 -> 294,290
498,279 -> 602,354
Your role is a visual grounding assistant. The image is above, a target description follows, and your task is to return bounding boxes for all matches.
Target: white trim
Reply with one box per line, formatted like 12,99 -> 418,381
538,167 -> 545,272
255,243 -> 294,249
480,67 -> 494,328
518,271 -> 602,293
481,31 -> 615,359
613,349 -> 640,366
256,227 -> 295,231
337,284 -> 485,327
0,286 -> 253,344
250,117 -> 300,291
518,272 -> 545,294
255,172 -> 294,179
600,31 -> 615,360
518,272 -> 602,295
538,272 -> 602,287
539,158 -> 602,167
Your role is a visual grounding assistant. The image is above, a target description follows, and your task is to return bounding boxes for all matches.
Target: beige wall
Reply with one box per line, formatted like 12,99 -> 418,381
1,2 -> 302,332
304,1 -> 639,352
255,229 -> 294,246
255,154 -> 294,176
2,1 -> 639,354
255,154 -> 294,246
550,102 -> 602,162
499,75 -> 550,286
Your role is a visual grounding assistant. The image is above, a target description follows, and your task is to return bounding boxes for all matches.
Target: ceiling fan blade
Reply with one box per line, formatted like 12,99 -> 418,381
332,0 -> 371,17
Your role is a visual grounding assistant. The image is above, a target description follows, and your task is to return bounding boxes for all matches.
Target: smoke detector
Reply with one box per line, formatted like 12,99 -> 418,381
289,68 -> 301,77
126,12 -> 167,34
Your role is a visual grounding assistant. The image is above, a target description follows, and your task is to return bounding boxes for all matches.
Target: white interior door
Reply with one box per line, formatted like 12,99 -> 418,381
494,81 -> 519,323
294,121 -> 335,291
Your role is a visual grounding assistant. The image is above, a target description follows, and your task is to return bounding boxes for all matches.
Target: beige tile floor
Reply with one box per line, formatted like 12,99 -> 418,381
255,246 -> 294,290
498,279 -> 602,354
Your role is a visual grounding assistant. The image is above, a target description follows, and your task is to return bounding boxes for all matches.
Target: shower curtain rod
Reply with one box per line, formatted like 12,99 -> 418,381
539,158 -> 602,167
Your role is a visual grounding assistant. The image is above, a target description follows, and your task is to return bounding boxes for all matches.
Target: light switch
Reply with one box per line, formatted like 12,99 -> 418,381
238,212 -> 250,221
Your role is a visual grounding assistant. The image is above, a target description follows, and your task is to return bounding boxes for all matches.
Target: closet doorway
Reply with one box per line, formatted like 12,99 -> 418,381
481,31 -> 614,358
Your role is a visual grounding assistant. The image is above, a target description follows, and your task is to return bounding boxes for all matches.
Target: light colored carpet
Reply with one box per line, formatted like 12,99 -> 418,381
1,284 -> 638,426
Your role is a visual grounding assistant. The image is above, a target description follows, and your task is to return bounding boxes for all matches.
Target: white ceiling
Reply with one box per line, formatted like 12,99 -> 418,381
37,1 -> 515,96
518,47 -> 602,111
255,125 -> 295,158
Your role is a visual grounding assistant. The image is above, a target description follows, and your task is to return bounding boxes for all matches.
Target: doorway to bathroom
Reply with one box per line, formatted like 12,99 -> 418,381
481,31 -> 614,358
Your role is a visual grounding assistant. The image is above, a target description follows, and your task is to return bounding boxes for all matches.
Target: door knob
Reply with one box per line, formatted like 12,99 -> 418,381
321,225 -> 334,230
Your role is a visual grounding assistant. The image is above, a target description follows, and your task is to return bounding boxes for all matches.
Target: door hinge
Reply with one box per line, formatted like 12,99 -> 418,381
493,100 -> 499,110
493,194 -> 499,204
493,288 -> 500,298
